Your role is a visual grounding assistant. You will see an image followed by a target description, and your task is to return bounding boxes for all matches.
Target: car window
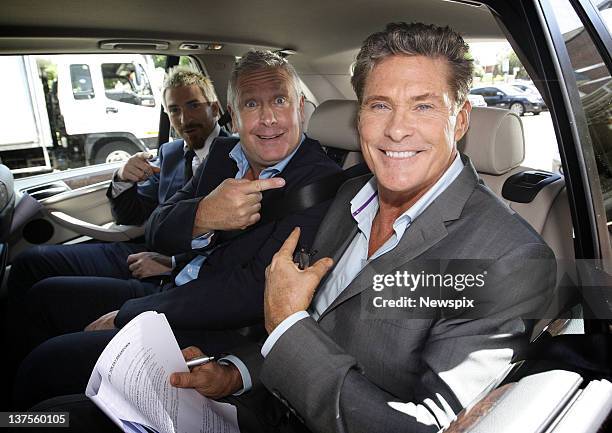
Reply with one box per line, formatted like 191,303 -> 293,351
495,84 -> 525,95
548,0 -> 612,241
0,54 -> 194,177
468,41 -> 559,172
591,0 -> 612,35
69,64 -> 95,100
101,62 -> 155,107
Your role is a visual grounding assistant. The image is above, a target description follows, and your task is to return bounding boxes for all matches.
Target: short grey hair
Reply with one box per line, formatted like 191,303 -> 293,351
227,50 -> 302,124
352,22 -> 473,107
162,65 -> 218,108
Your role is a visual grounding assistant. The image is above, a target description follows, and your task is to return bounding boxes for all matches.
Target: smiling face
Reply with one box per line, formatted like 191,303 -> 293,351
358,55 -> 470,207
230,67 -> 304,175
165,84 -> 219,150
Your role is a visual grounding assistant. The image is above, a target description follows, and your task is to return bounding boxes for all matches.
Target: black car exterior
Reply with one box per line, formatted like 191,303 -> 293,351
470,84 -> 543,115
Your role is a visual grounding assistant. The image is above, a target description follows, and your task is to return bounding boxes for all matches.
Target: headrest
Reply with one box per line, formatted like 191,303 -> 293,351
306,99 -> 360,151
459,106 -> 525,175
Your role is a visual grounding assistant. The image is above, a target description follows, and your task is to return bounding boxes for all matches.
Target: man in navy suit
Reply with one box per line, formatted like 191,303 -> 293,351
7,66 -> 226,294
4,66 -> 225,406
12,50 -> 341,409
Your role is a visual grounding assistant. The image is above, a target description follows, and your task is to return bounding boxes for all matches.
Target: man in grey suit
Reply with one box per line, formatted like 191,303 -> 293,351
169,22 -> 556,432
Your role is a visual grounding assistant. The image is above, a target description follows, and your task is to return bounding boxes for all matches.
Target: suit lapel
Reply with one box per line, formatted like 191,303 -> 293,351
318,155 -> 479,320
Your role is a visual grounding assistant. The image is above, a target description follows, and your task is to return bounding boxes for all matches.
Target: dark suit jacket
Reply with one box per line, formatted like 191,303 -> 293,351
106,130 -> 228,225
234,155 -> 556,433
114,136 -> 342,329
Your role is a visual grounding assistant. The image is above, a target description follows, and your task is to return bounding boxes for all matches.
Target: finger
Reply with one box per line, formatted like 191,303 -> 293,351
181,346 -> 205,360
84,320 -> 98,332
277,227 -> 301,258
150,165 -> 161,174
126,165 -> 146,181
248,177 -> 286,193
307,257 -> 334,280
170,371 -> 199,388
126,253 -> 142,264
122,167 -> 141,182
246,202 -> 262,216
128,262 -> 138,272
246,212 -> 261,227
244,192 -> 263,205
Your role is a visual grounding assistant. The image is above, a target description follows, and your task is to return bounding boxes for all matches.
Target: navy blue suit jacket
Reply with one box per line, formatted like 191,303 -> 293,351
114,136 -> 341,329
107,131 -> 228,226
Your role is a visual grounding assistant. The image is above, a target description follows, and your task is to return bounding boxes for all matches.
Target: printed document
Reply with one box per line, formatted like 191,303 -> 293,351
86,311 -> 240,433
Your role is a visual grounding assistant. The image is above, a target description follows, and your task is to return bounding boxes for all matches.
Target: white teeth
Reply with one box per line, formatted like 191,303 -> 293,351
384,150 -> 417,159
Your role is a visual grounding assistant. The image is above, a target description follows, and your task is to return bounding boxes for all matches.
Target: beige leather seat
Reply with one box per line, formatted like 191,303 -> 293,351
460,106 -> 574,261
306,99 -> 363,169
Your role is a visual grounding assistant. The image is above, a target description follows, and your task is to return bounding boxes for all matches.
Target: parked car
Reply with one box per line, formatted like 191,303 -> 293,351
467,93 -> 487,107
470,84 -> 544,115
512,82 -> 548,109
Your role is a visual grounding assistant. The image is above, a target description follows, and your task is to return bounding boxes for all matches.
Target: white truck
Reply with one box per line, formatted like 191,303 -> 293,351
0,54 -> 162,176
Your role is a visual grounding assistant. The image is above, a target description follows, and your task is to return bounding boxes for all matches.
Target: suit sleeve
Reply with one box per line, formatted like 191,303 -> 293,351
258,243 -> 556,433
144,161 -> 204,255
105,148 -> 165,226
116,197 -> 333,328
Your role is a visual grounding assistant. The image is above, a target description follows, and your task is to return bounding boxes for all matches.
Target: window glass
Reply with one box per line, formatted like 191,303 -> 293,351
102,62 -> 155,107
550,0 -> 612,232
468,41 -> 559,171
70,64 -> 94,100
590,0 -> 612,35
0,54 -> 199,177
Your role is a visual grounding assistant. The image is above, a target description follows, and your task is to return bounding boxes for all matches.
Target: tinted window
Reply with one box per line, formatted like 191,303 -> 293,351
550,0 -> 612,234
70,64 -> 94,100
102,62 -> 155,107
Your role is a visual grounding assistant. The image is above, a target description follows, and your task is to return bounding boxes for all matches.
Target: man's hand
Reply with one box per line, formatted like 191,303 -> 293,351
193,177 -> 285,236
84,310 -> 118,332
170,346 -> 242,399
264,227 -> 333,333
117,152 -> 161,182
127,251 -> 172,279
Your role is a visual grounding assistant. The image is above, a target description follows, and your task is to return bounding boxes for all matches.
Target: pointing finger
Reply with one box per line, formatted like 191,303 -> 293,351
250,177 -> 285,193
277,227 -> 301,258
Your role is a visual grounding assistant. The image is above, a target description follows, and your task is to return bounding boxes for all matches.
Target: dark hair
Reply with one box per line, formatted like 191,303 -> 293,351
351,22 -> 473,106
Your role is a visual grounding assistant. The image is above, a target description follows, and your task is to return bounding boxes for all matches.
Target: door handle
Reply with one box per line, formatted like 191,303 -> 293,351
106,107 -> 119,113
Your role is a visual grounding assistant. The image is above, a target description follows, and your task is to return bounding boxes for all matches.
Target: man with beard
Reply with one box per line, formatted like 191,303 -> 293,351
4,66 -> 226,407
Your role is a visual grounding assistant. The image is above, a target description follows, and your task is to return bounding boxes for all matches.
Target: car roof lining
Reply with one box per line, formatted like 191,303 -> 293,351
0,0 -> 504,75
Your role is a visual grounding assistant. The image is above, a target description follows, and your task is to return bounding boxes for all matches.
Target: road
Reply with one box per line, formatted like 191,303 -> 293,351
519,111 -> 561,172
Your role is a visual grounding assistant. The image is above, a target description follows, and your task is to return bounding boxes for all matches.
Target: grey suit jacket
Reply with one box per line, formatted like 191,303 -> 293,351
239,155 -> 556,433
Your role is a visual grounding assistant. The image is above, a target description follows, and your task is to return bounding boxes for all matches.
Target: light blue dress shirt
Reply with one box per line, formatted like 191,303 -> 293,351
174,136 -> 303,286
260,153 -> 465,361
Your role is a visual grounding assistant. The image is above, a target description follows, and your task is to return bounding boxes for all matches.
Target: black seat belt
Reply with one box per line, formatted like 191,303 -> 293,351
178,162 -> 370,263
261,161 -> 370,224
